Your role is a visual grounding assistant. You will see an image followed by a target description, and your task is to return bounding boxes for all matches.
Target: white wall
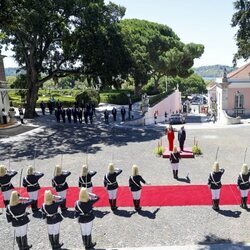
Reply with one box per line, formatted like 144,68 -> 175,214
144,90 -> 181,125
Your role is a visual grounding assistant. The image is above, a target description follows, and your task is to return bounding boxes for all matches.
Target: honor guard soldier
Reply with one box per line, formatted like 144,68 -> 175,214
104,163 -> 122,211
75,188 -> 99,249
237,163 -> 250,209
129,165 -> 150,211
6,191 -> 33,250
79,165 -> 97,193
42,190 -> 64,250
169,145 -> 181,179
208,161 -> 225,210
23,166 -> 44,213
0,165 -> 18,206
52,165 -> 71,211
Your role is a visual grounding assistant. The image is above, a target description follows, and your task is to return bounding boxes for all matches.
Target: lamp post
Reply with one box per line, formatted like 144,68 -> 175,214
127,93 -> 131,120
165,76 -> 168,93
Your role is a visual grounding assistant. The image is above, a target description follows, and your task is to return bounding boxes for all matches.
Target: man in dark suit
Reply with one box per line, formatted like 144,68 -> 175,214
112,107 -> 117,121
66,108 -> 72,123
178,126 -> 186,152
121,106 -> 126,122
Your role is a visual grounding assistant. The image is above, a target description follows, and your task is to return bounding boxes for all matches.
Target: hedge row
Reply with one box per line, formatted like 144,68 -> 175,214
9,89 -> 151,107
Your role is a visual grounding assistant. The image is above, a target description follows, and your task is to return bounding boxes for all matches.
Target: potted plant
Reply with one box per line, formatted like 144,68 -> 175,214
154,141 -> 164,157
192,141 -> 202,155
8,107 -> 16,123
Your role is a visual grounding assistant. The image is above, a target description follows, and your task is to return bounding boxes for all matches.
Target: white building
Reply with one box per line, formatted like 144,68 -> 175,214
207,63 -> 250,125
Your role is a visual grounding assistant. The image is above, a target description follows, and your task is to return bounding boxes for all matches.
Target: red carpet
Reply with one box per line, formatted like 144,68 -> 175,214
0,185 -> 247,208
163,147 -> 194,158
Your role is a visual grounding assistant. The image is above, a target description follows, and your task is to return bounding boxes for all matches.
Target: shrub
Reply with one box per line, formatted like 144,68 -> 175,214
192,142 -> 202,155
142,81 -> 160,95
100,92 -> 128,105
154,146 -> 164,156
75,89 -> 100,107
99,89 -> 140,105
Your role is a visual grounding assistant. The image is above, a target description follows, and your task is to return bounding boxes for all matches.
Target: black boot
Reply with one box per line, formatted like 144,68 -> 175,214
86,235 -> 96,249
16,237 -> 22,250
60,199 -> 67,211
112,199 -> 118,210
215,199 -> 220,210
243,197 -> 248,209
212,199 -> 216,210
173,171 -> 176,179
176,170 -> 179,179
54,234 -> 63,249
48,234 -> 54,248
82,235 -> 87,247
4,200 -> 9,207
22,235 -> 32,250
240,197 -> 244,208
109,199 -> 113,209
32,200 -> 39,213
133,200 -> 137,210
135,199 -> 141,211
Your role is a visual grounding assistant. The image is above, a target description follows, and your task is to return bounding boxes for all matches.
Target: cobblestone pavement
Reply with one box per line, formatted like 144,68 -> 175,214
0,110 -> 250,250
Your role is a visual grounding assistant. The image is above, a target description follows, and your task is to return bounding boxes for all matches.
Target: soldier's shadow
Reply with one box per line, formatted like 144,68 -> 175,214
176,176 -> 191,183
217,209 -> 241,218
137,208 -> 160,219
112,209 -> 136,217
94,209 -> 110,218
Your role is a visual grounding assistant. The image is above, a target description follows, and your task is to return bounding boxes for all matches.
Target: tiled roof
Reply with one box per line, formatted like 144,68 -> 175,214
227,62 -> 250,79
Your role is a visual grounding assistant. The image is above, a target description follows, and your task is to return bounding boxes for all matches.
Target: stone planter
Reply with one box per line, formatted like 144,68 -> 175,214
8,110 -> 16,123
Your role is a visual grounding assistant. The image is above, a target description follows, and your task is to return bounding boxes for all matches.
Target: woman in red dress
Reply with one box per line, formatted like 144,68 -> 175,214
166,125 -> 175,151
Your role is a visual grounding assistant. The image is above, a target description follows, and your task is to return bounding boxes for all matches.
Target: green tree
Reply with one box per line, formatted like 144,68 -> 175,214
0,0 -> 128,118
75,89 -> 100,107
180,74 -> 207,96
158,74 -> 206,96
119,19 -> 204,96
232,0 -> 250,63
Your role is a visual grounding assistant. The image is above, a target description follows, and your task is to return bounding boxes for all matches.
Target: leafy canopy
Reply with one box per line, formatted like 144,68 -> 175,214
0,0 -> 128,117
119,19 -> 204,95
231,0 -> 250,63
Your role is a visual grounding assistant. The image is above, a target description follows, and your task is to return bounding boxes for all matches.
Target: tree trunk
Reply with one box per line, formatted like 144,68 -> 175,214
134,82 -> 142,97
24,71 -> 40,118
153,77 -> 160,93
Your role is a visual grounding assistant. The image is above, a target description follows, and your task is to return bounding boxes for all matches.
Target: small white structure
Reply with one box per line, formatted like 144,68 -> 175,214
0,54 -> 10,124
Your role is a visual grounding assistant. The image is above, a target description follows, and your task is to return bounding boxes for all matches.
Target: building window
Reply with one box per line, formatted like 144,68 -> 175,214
234,92 -> 244,108
234,91 -> 244,116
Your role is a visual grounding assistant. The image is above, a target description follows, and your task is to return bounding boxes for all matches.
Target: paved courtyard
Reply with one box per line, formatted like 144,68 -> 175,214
0,110 -> 250,250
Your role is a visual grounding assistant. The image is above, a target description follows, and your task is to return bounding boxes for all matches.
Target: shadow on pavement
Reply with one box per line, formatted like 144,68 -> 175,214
94,210 -> 110,218
176,176 -> 191,183
0,120 -> 164,161
137,207 -> 160,219
216,209 -> 241,218
112,209 -> 136,217
198,234 -> 250,249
